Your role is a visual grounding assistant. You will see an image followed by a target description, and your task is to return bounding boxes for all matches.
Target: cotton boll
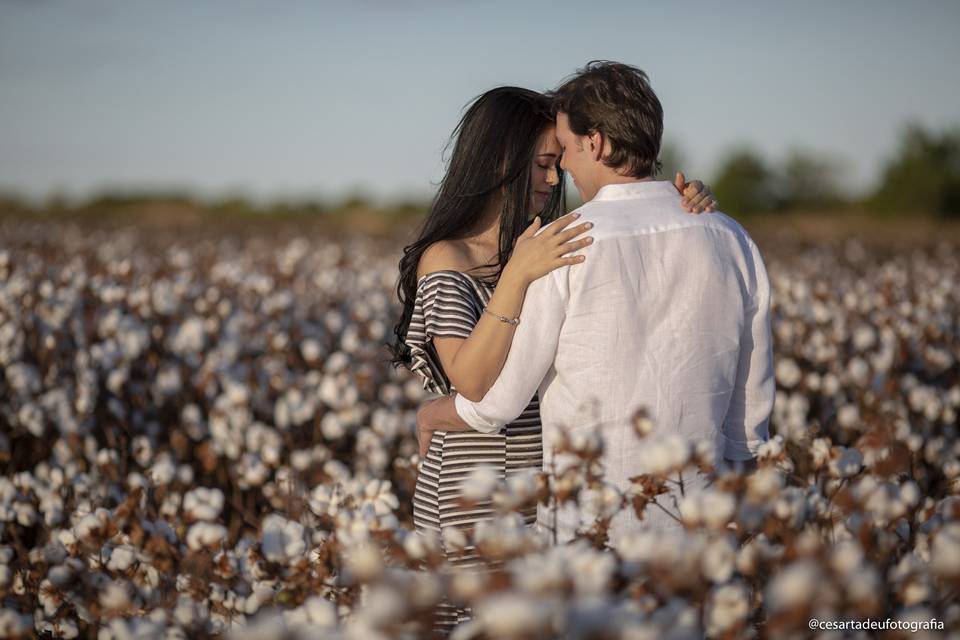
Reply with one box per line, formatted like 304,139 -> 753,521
360,584 -> 407,628
852,324 -> 877,351
569,547 -> 617,595
402,529 -> 440,562
846,357 -> 871,387
829,447 -> 864,479
13,502 -> 36,527
260,514 -> 306,565
836,404 -> 860,430
73,507 -> 111,544
285,596 -> 337,628
474,514 -> 529,558
701,535 -> 737,584
186,523 -> 227,552
0,608 -> 32,637
242,581 -> 276,616
16,403 -> 44,437
773,487 -> 808,528
344,544 -> 383,582
474,593 -> 556,637
237,453 -> 270,488
638,434 -> 690,475
324,351 -> 350,374
705,582 -> 750,636
765,560 -> 822,613
147,455 -> 176,486
300,338 -> 322,363
107,545 -> 137,572
361,479 -> 399,517
632,409 -> 655,438
775,359 -> 802,388
441,526 -> 468,552
290,449 -> 313,472
579,483 -> 623,521
323,460 -> 351,483
320,412 -> 346,440
459,465 -> 500,503
176,464 -> 194,485
308,483 -> 345,518
450,569 -> 488,601
747,467 -> 784,501
169,316 -> 207,355
845,565 -> 882,607
898,481 -> 921,510
822,373 -> 840,396
99,581 -> 131,611
131,436 -> 153,467
183,487 -> 225,522
172,595 -> 209,629
159,492 -> 182,519
757,435 -> 785,460
510,548 -> 570,593
931,523 -> 960,578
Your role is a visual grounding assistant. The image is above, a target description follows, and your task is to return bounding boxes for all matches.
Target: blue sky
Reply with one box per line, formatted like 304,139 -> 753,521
1,0 -> 958,203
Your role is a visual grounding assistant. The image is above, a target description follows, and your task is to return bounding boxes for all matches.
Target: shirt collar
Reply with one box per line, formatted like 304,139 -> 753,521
592,180 -> 679,202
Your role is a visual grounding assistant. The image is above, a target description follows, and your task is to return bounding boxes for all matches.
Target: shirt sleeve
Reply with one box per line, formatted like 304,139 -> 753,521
455,267 -> 568,434
722,241 -> 775,460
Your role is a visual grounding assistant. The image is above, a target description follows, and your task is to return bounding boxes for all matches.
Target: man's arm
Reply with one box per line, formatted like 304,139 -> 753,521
454,266 -> 568,433
414,268 -> 567,453
722,241 -> 774,467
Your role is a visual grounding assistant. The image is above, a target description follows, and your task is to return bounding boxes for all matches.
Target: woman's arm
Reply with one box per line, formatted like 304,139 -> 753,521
421,212 -> 592,401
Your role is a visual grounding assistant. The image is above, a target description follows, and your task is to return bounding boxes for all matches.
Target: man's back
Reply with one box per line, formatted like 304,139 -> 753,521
453,179 -> 774,546
541,180 -> 774,543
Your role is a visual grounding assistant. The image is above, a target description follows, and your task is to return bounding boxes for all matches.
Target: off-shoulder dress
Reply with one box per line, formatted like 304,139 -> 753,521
404,269 -> 543,631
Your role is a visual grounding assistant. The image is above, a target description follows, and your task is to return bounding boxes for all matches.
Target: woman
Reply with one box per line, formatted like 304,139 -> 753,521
390,86 -> 715,634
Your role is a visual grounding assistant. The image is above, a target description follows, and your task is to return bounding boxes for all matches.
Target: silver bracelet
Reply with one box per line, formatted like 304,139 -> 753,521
483,307 -> 520,325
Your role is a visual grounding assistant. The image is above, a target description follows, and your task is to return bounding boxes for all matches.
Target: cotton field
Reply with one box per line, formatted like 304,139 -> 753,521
0,217 -> 958,639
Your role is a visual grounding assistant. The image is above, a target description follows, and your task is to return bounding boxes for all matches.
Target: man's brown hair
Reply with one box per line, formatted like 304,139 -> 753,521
552,60 -> 664,178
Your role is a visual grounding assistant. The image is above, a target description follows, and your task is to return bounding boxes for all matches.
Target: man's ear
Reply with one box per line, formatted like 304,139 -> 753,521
588,130 -> 605,162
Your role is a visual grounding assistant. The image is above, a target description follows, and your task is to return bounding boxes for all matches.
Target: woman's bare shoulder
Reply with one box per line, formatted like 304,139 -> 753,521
417,239 -> 475,280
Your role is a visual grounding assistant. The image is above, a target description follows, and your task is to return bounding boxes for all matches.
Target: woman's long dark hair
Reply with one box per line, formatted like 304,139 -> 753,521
390,86 -> 566,368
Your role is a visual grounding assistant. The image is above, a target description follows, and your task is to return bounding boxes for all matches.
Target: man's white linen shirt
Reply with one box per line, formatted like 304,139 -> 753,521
453,180 -> 775,544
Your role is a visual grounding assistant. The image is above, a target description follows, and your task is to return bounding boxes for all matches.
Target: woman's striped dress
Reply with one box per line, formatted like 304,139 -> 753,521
405,269 -> 543,634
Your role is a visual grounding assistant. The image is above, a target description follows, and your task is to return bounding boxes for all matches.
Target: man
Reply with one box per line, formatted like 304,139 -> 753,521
415,61 -> 774,546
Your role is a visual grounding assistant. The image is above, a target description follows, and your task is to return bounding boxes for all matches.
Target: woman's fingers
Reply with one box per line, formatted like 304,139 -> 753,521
554,221 -> 594,244
686,190 -> 709,210
560,255 -> 587,266
682,180 -> 704,199
559,236 -> 594,254
520,215 -> 542,239
674,171 -> 686,194
546,211 -> 581,234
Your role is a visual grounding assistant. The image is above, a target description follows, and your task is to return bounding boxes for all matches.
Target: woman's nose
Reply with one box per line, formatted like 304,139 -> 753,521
546,165 -> 559,186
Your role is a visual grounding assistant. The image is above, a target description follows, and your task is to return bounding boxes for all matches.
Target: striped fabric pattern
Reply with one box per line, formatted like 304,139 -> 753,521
405,270 -> 543,634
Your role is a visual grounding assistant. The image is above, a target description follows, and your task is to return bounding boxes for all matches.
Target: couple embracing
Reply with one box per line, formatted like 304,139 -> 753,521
391,61 -> 774,633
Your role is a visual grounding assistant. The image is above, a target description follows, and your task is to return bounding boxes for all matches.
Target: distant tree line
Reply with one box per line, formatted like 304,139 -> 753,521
1,123 -> 958,221
700,123 -> 960,217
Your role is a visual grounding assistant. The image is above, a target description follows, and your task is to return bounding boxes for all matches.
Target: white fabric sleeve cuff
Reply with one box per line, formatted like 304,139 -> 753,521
453,393 -> 505,434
